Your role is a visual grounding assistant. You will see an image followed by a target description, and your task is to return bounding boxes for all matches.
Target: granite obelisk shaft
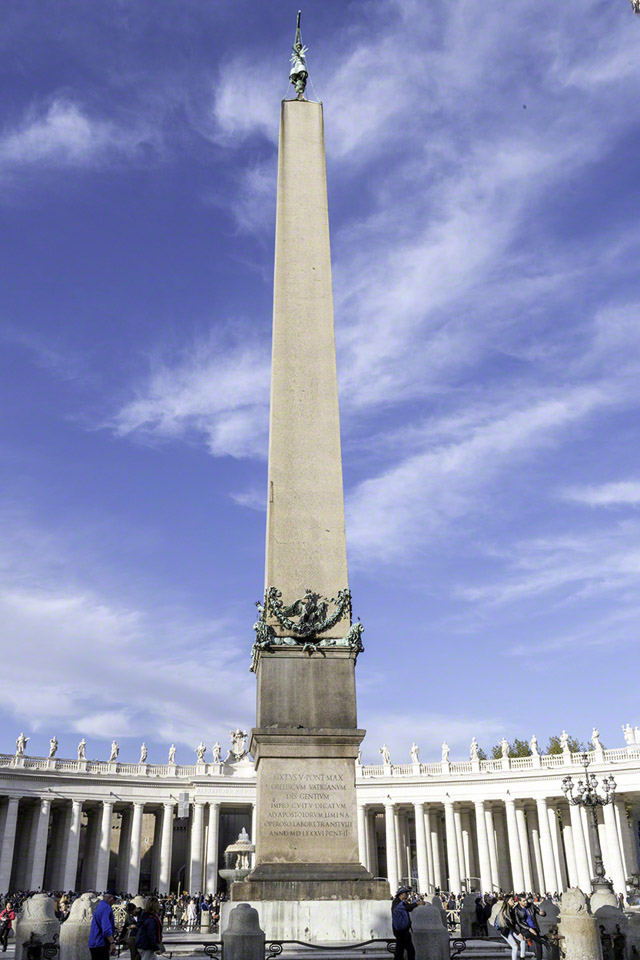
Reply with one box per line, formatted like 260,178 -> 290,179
265,99 -> 348,616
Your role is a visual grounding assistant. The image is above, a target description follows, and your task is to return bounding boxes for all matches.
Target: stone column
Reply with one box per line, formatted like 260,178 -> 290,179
454,806 -> 466,885
414,802 -> 429,894
568,802 -> 592,891
424,805 -> 435,889
429,808 -> 443,890
81,808 -> 99,890
536,798 -> 558,893
29,798 -> 51,891
384,802 -> 399,893
95,801 -> 113,893
205,802 -> 220,894
127,801 -> 144,895
159,802 -> 174,894
527,804 -> 544,894
615,798 -> 639,878
579,806 -> 593,874
0,797 -> 20,892
189,801 -> 204,893
603,801 -> 627,894
61,800 -> 83,892
461,809 -> 473,886
149,811 -> 162,894
444,801 -> 461,893
515,804 -> 533,892
474,801 -> 492,893
505,798 -> 525,892
367,810 -> 378,876
484,804 -> 499,891
117,806 -> 132,892
357,803 -> 368,868
560,808 -> 578,889
549,804 -> 568,891
494,805 -> 512,890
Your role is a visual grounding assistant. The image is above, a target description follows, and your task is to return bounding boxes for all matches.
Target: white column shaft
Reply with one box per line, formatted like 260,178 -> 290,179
474,800 -> 492,893
454,807 -> 466,884
0,798 -> 20,892
29,799 -> 51,891
616,799 -> 639,877
536,799 -> 558,893
357,804 -> 368,868
444,802 -> 461,893
603,802 -> 627,894
485,806 -> 499,891
414,802 -> 429,894
95,801 -> 114,893
429,809 -> 443,889
62,800 -> 83,891
505,799 -> 525,892
127,802 -> 144,895
189,802 -> 205,893
384,803 -> 399,893
515,805 -> 533,892
494,806 -> 512,890
159,803 -> 174,894
205,803 -> 220,895
568,802 -> 592,891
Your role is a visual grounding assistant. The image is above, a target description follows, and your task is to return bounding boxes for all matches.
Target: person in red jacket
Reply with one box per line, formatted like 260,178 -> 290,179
0,902 -> 16,953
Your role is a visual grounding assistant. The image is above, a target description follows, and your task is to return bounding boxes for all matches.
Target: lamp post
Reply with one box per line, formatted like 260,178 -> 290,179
562,752 -> 616,894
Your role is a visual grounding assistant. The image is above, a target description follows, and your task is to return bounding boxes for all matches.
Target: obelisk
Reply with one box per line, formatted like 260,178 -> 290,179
232,17 -> 388,908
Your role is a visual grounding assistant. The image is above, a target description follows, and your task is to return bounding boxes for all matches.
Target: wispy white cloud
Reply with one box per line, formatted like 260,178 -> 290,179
231,487 -> 266,512
110,332 -> 271,459
0,97 -> 157,172
562,481 -> 640,507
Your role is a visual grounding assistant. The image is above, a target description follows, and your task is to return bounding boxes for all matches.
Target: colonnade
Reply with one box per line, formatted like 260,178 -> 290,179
0,795 -> 256,895
356,795 -> 640,896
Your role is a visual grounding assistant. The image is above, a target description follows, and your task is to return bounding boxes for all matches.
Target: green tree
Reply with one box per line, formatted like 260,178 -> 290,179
477,747 -> 487,761
546,734 -> 586,755
489,738 -> 532,759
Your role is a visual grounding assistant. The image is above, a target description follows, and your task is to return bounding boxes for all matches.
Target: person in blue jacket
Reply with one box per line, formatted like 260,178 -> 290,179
88,891 -> 117,960
391,886 -> 418,960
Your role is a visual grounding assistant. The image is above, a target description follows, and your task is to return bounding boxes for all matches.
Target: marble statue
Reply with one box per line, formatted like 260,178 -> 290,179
168,744 -> 176,763
410,742 -> 420,763
139,743 -> 147,764
48,736 -> 58,759
635,726 -> 640,745
380,744 -> 391,765
442,741 -> 450,762
228,729 -> 248,761
592,728 -> 601,750
356,747 -> 362,765
15,733 -> 29,756
530,734 -> 539,756
470,737 -> 479,760
78,738 -> 86,760
212,742 -> 221,763
623,723 -> 634,745
196,742 -> 206,763
500,737 -> 509,759
109,741 -> 119,762
560,730 -> 570,754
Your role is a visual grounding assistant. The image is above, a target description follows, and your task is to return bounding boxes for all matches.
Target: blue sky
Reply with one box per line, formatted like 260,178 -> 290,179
1,0 -> 640,765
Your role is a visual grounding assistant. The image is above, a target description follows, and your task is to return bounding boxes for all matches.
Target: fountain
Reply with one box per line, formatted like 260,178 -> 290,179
218,828 -> 255,885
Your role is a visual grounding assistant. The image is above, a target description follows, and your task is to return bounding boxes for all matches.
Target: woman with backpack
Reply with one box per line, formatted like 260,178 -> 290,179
494,895 -> 526,960
391,887 -> 418,960
135,897 -> 165,960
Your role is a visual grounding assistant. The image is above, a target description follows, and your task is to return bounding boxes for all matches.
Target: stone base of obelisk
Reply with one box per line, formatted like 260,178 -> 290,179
220,899 -> 393,942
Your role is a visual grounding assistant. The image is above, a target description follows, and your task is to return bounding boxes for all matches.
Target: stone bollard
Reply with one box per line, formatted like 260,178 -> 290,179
460,894 -> 478,937
59,894 -> 99,960
222,903 -> 265,960
412,903 -> 450,960
591,887 -> 628,959
427,896 -> 448,930
201,910 -> 211,931
558,888 -> 603,960
15,894 -> 61,960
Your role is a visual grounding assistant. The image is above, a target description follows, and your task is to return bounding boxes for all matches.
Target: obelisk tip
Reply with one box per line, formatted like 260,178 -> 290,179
289,11 -> 308,99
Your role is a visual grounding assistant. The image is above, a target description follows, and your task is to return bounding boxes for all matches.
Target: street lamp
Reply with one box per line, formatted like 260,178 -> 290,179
562,752 -> 617,894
